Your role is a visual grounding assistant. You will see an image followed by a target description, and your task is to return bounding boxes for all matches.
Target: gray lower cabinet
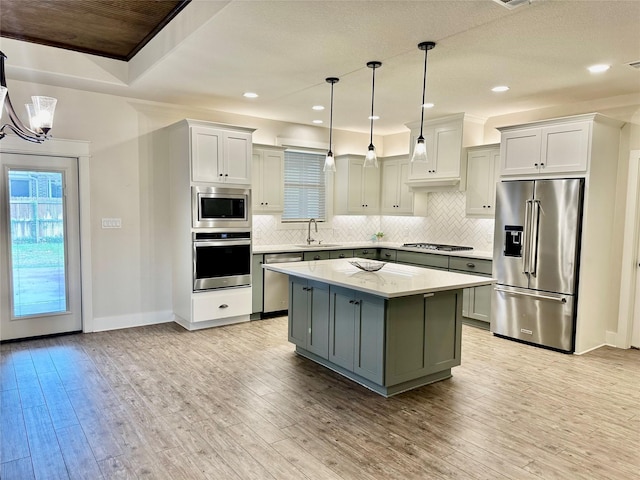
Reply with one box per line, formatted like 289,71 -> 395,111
303,250 -> 331,261
395,250 -> 449,270
288,277 -> 330,359
378,248 -> 397,262
330,249 -> 354,259
290,278 -> 462,396
353,248 -> 377,259
252,254 -> 264,317
449,257 -> 492,327
328,285 -> 385,384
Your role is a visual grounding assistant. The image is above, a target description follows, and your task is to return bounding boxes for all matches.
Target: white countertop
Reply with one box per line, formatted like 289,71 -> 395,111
253,241 -> 493,260
262,258 -> 495,299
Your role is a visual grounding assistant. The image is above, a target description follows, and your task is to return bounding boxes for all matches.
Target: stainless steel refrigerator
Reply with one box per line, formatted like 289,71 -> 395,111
491,178 -> 584,352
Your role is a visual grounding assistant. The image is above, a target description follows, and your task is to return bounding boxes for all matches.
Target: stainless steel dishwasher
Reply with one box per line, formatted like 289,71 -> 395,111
263,252 -> 303,313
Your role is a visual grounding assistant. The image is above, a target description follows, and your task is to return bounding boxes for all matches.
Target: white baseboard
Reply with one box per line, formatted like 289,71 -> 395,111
605,330 -> 618,348
174,314 -> 250,331
91,310 -> 174,332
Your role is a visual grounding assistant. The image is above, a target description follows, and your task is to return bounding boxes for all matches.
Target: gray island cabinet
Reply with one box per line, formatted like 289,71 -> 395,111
265,258 -> 494,397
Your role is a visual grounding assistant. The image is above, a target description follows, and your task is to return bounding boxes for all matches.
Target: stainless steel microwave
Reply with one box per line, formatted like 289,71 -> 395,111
192,186 -> 251,229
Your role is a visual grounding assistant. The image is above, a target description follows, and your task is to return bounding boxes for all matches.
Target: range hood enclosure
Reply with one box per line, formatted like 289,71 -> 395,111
405,113 -> 484,192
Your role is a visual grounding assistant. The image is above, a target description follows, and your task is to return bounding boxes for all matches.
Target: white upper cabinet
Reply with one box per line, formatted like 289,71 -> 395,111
465,144 -> 500,217
405,113 -> 484,190
335,155 -> 380,215
499,118 -> 591,176
190,123 -> 253,185
252,146 -> 284,213
380,157 -> 413,215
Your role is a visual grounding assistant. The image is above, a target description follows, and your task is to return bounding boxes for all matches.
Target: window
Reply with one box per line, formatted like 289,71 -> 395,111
283,150 -> 326,221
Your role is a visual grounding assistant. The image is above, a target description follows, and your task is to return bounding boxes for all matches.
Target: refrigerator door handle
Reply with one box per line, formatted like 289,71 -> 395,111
494,286 -> 568,303
530,199 -> 541,277
522,199 -> 533,274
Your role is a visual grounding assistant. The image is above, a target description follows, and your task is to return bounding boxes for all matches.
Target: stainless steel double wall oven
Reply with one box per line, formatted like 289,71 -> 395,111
191,186 -> 252,291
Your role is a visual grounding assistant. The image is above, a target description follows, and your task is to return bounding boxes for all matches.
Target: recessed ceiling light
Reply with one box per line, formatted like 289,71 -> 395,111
491,86 -> 510,92
368,115 -> 380,120
588,64 -> 610,73
312,105 -> 325,111
243,92 -> 258,98
312,119 -> 323,124
422,103 -> 435,109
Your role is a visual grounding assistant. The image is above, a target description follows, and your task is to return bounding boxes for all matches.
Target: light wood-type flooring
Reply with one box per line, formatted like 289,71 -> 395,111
1,317 -> 638,479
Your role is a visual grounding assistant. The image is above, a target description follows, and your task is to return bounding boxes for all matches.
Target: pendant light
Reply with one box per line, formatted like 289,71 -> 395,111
411,41 -> 436,164
323,77 -> 339,172
363,61 -> 381,168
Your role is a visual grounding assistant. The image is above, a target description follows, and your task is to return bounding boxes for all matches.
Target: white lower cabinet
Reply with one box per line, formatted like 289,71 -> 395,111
191,287 -> 252,323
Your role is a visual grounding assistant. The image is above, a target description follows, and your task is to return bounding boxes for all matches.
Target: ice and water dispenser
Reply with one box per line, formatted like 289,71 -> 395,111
504,225 -> 523,257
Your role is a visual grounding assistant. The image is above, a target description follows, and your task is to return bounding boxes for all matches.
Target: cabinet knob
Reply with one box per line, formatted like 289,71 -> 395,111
349,300 -> 354,304
466,263 -> 476,268
362,250 -> 368,254
353,301 -> 360,305
339,254 -> 345,258
314,255 -> 320,260
224,173 -> 228,176
219,173 -> 223,177
534,163 -> 538,167
265,202 -> 268,205
540,162 -> 545,168
385,253 -> 391,258
219,304 -> 229,309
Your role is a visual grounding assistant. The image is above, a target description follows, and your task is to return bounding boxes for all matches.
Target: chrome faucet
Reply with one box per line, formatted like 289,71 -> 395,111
307,218 -> 318,245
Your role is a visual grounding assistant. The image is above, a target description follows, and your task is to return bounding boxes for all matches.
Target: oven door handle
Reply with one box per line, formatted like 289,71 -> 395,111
194,240 -> 251,248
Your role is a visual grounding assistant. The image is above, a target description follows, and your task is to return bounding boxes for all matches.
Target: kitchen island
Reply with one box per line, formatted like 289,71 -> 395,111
263,258 -> 495,397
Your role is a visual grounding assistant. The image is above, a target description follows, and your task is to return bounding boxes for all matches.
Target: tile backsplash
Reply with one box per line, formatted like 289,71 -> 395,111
253,190 -> 495,251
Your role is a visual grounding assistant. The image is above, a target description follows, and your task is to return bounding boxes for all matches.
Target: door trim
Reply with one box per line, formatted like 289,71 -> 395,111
0,136 -> 93,333
617,149 -> 640,348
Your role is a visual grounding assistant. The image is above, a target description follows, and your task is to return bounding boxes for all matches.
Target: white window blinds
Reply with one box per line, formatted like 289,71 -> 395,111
283,150 -> 326,221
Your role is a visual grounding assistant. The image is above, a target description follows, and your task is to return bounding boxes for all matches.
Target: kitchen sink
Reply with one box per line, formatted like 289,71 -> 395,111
295,243 -> 342,248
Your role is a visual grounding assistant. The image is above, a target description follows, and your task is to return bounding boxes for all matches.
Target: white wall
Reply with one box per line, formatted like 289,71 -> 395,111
5,78 -> 639,336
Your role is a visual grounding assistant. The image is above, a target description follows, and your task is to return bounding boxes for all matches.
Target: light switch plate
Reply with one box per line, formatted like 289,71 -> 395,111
102,218 -> 122,229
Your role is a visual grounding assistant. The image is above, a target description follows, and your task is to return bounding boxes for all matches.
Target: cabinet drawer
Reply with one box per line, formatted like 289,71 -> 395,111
395,251 -> 449,269
192,287 -> 252,322
379,249 -> 397,262
449,257 -> 492,275
330,249 -> 354,259
354,248 -> 378,259
304,251 -> 331,261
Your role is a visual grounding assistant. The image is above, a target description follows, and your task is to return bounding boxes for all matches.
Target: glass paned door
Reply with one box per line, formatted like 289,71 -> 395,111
9,170 -> 68,317
1,153 -> 81,341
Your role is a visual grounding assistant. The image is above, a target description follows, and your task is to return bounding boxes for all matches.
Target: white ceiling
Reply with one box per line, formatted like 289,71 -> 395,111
2,0 -> 640,135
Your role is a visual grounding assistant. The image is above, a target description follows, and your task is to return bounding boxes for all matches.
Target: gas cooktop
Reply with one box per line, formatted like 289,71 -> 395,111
402,243 -> 473,252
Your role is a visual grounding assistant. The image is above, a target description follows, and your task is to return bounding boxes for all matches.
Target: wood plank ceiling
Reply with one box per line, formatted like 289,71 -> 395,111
0,0 -> 190,61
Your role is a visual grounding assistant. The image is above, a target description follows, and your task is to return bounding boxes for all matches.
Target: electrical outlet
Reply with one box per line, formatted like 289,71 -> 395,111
102,218 -> 122,229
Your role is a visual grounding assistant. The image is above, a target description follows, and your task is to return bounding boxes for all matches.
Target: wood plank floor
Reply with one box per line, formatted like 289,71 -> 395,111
1,318 -> 638,479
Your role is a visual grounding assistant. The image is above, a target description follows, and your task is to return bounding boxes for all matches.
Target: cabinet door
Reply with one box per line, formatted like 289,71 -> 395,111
223,131 -> 252,185
424,290 -> 462,373
362,160 -> 380,212
432,124 -> 462,178
466,149 -> 494,216
380,160 -> 400,213
501,128 -> 542,176
541,122 -> 590,174
347,158 -> 366,212
379,249 -> 396,262
253,149 -> 284,212
353,248 -> 377,259
396,159 -> 414,213
288,278 -> 309,347
304,251 -> 331,261
307,281 -> 330,359
191,126 -> 223,183
251,151 -> 263,209
465,284 -> 491,323
328,288 -> 356,370
330,249 -> 354,259
395,251 -> 449,269
353,294 -> 385,384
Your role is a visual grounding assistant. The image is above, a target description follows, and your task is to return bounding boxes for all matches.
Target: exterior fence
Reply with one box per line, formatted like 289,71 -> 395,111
10,198 -> 64,242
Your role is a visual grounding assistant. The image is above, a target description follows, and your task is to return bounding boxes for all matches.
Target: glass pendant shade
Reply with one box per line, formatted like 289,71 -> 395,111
323,151 -> 336,172
0,86 -> 7,120
25,103 -> 40,132
32,96 -> 57,133
411,135 -> 428,163
363,144 -> 378,168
